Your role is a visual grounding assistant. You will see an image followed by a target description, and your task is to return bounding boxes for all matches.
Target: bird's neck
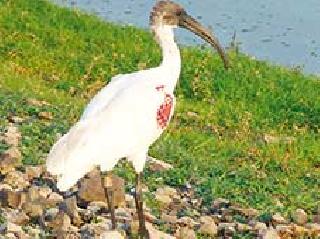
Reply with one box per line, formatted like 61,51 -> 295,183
154,25 -> 181,92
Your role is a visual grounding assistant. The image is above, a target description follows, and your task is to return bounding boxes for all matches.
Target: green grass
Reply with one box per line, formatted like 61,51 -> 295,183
0,0 -> 319,221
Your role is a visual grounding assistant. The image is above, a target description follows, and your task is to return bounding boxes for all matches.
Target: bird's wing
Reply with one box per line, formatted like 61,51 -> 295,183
81,73 -> 135,120
47,72 -> 170,191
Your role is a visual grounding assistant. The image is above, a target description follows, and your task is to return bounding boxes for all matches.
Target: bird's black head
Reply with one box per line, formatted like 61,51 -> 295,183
150,0 -> 230,69
150,0 -> 187,27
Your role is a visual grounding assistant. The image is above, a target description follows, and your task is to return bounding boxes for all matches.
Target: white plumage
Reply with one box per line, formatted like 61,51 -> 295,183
47,2 -> 228,236
46,25 -> 180,191
46,0 -> 228,198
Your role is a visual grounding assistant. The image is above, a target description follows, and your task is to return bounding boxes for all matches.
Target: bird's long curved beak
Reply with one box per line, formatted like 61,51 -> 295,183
179,14 -> 229,69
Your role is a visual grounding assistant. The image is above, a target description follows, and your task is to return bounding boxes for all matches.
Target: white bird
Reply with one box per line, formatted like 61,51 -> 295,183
46,1 -> 229,238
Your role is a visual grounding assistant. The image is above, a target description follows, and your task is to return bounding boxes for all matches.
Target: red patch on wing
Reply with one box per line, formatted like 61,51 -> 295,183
157,94 -> 173,129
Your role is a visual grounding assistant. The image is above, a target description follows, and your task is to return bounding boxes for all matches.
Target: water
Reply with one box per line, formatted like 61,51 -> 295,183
53,0 -> 320,75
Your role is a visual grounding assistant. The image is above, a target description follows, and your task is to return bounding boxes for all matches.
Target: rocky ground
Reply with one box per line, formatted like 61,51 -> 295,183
0,121 -> 320,238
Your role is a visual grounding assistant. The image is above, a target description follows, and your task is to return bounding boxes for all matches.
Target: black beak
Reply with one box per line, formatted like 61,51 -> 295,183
179,14 -> 229,69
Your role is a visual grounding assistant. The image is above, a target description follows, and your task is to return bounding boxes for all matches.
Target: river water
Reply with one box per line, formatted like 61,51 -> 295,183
53,0 -> 320,75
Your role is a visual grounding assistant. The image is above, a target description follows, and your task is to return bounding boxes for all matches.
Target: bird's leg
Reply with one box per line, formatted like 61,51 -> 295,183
135,173 -> 149,239
102,171 -> 116,230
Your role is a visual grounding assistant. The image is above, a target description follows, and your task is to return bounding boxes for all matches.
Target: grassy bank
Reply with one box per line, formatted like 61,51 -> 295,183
0,0 -> 319,223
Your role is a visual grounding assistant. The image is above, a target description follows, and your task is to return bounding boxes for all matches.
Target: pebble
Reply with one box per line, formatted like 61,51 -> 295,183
3,171 -> 29,190
253,222 -> 268,231
25,166 -> 43,180
0,164 -> 317,239
47,192 -> 64,206
155,186 -> 177,207
259,228 -> 280,239
272,213 -> 287,224
0,147 -> 22,175
4,209 -> 29,226
60,196 -> 82,226
22,201 -> 44,218
103,174 -> 126,208
100,231 -> 125,239
0,189 -> 25,208
212,198 -> 230,209
38,111 -> 53,120
78,168 -> 106,203
26,98 -> 49,107
292,208 -> 308,225
175,226 -> 196,239
147,156 -> 173,172
199,216 -> 218,236
161,213 -> 178,225
3,125 -> 21,147
146,222 -> 176,239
